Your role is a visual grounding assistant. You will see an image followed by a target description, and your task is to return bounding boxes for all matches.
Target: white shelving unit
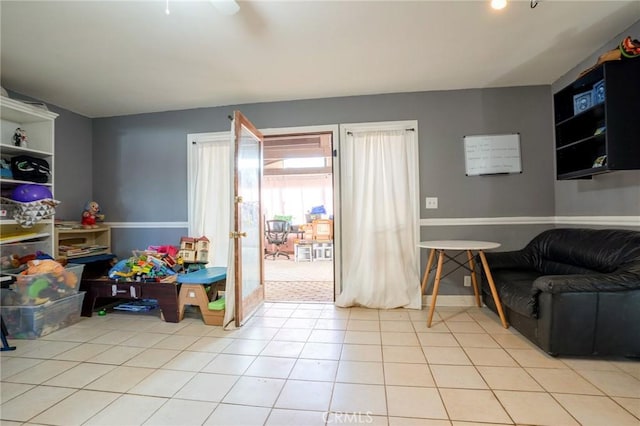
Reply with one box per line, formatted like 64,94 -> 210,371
1,96 -> 58,261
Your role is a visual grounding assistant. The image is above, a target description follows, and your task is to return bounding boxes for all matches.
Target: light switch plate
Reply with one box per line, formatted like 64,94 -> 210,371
425,197 -> 438,209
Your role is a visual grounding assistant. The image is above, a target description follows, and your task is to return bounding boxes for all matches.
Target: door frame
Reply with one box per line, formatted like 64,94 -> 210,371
260,124 -> 342,298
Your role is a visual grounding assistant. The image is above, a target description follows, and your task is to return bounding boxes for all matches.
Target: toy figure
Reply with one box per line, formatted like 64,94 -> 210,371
13,128 -> 27,148
81,200 -> 104,229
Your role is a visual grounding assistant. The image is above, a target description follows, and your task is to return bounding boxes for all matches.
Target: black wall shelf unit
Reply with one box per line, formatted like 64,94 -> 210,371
553,59 -> 640,180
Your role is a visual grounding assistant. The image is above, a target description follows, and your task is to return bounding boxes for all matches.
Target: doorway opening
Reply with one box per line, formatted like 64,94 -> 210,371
262,131 -> 335,303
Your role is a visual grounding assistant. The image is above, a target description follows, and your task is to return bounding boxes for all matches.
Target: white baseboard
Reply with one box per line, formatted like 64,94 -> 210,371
422,295 -> 477,307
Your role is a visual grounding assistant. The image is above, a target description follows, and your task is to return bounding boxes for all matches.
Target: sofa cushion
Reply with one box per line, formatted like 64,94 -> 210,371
538,260 -> 597,276
484,268 -> 542,318
529,228 -> 640,273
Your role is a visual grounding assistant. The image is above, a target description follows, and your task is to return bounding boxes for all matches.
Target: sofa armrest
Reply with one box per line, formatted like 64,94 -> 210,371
482,250 -> 535,270
533,272 -> 640,294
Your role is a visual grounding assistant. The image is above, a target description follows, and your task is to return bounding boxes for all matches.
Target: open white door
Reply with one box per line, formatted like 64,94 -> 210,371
230,111 -> 264,326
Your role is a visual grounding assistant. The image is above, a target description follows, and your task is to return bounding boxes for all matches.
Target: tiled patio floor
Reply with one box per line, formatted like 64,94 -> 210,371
263,258 -> 334,303
264,281 -> 334,303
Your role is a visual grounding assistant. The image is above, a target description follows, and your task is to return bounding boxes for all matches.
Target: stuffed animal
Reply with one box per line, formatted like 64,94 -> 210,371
81,200 -> 104,229
14,259 -> 79,304
13,128 -> 27,148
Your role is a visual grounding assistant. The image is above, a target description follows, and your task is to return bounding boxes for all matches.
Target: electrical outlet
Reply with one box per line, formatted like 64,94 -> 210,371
425,197 -> 438,209
463,275 -> 471,287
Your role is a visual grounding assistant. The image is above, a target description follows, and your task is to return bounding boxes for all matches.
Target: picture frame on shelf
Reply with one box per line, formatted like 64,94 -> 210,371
573,91 -> 593,115
593,79 -> 605,104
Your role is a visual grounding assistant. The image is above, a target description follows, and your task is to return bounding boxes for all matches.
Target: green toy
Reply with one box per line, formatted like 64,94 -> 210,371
208,297 -> 225,311
27,278 -> 51,299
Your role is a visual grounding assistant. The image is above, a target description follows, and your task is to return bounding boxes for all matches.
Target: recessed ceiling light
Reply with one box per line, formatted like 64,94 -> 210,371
491,0 -> 508,10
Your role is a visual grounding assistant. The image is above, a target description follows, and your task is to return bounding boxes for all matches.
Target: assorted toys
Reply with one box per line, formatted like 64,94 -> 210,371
107,237 -> 212,281
1,259 -> 83,306
108,251 -> 178,282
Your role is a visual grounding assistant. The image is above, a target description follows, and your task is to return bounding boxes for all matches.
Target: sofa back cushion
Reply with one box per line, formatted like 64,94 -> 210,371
538,260 -> 598,276
528,228 -> 640,274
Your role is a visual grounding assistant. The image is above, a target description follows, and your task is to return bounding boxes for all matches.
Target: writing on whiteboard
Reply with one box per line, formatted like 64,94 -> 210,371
464,134 -> 521,175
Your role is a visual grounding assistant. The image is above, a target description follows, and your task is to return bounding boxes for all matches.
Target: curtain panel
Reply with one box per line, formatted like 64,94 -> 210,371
336,129 -> 421,309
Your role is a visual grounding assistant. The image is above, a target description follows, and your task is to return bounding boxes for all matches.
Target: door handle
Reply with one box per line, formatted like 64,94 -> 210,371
229,232 -> 248,238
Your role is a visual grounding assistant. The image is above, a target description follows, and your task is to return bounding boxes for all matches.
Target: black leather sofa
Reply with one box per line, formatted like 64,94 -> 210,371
481,228 -> 640,357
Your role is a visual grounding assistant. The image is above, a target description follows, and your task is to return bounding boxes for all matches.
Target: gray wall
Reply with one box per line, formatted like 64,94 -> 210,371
93,85 -> 556,298
8,90 -> 93,220
94,86 -> 555,225
552,19 -> 640,219
52,106 -> 93,220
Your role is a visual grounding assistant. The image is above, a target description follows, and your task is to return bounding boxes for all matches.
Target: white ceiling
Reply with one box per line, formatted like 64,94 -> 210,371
1,1 -> 638,118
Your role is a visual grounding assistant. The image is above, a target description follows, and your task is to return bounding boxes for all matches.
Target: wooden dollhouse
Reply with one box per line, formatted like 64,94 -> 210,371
178,236 -> 210,264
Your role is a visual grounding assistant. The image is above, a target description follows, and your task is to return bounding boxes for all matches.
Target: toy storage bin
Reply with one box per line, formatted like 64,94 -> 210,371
0,291 -> 85,339
9,263 -> 85,305
0,240 -> 51,274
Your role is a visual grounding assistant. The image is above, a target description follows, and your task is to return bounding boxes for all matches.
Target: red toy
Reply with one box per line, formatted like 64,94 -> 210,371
81,200 -> 104,229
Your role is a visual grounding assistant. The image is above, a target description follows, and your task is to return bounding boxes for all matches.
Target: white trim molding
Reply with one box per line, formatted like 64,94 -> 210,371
553,216 -> 640,227
106,216 -> 640,230
421,216 -> 554,226
421,216 -> 640,227
106,222 -> 188,229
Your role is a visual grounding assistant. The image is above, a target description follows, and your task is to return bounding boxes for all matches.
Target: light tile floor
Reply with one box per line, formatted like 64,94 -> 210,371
1,304 -> 639,425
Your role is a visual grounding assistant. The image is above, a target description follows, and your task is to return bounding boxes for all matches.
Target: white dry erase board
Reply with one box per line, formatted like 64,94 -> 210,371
463,133 -> 522,176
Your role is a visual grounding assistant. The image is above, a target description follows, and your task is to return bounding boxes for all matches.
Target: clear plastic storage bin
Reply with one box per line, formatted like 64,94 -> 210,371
0,291 -> 86,339
9,263 -> 84,305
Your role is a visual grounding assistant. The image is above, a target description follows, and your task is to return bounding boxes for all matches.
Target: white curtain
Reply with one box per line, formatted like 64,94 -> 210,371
189,136 -> 236,327
189,139 -> 232,267
335,129 -> 421,309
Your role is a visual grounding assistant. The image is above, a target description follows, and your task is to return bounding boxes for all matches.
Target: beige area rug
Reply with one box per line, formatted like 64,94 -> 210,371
263,257 -> 334,302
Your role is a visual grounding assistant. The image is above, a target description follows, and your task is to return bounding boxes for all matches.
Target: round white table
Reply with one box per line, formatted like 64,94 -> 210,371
418,240 -> 508,328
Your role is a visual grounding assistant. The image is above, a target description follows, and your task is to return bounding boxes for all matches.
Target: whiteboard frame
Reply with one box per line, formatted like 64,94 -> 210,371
463,133 -> 522,176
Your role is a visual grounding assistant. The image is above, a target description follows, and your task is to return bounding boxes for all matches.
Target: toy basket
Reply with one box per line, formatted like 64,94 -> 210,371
0,197 -> 60,228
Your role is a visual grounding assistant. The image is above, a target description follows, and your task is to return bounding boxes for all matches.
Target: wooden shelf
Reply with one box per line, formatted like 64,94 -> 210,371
0,144 -> 52,158
54,225 -> 112,260
0,232 -> 50,244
